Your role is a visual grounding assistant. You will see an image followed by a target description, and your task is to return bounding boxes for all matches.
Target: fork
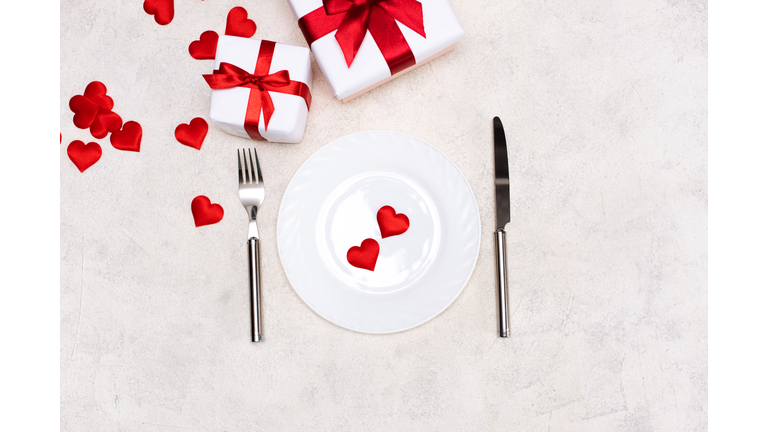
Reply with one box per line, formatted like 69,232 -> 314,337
238,148 -> 265,342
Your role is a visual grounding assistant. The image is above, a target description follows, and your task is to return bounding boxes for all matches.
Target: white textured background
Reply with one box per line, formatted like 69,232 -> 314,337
60,0 -> 707,430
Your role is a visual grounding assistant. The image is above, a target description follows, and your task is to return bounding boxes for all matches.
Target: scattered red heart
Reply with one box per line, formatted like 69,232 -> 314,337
67,140 -> 102,173
191,195 -> 224,227
189,31 -> 219,60
225,7 -> 256,38
175,117 -> 209,150
70,95 -> 99,129
347,238 -> 380,271
70,81 -> 121,135
143,0 -> 174,25
377,206 -> 410,238
83,81 -> 114,111
90,109 -> 123,139
110,121 -> 143,152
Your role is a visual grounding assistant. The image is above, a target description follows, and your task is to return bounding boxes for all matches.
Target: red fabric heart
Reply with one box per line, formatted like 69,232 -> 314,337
83,81 -> 114,110
377,206 -> 410,238
69,95 -> 99,129
90,109 -> 123,139
175,117 -> 208,150
143,0 -> 174,26
191,195 -> 224,227
67,140 -> 102,173
189,31 -> 219,60
347,238 -> 380,271
225,7 -> 256,38
110,121 -> 142,152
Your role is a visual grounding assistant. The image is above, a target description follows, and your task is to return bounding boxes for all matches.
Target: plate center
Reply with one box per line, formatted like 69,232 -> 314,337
316,172 -> 440,293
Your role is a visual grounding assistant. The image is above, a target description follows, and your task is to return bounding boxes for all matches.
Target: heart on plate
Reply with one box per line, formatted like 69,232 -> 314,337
191,195 -> 224,227
377,206 -> 410,238
189,31 -> 219,60
69,95 -> 100,129
67,140 -> 102,173
90,109 -> 123,139
347,238 -> 380,271
83,81 -> 114,111
175,117 -> 208,150
143,0 -> 174,25
225,7 -> 256,38
110,121 -> 142,152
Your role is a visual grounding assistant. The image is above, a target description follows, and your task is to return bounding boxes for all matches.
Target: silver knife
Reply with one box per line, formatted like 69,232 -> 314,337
493,116 -> 510,338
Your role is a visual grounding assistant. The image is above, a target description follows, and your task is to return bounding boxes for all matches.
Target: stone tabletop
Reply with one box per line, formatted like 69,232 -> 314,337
60,0 -> 707,430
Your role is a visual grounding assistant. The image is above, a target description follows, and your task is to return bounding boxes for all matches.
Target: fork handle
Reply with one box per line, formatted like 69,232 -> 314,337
248,237 -> 262,342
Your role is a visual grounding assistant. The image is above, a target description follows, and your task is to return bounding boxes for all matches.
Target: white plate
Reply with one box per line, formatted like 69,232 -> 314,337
276,131 -> 481,334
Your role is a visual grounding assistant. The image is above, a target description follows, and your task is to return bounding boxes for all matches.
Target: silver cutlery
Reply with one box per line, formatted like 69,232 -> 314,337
238,148 -> 265,342
493,116 -> 510,338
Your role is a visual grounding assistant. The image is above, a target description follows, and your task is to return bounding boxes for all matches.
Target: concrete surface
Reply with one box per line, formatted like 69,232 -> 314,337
60,0 -> 707,430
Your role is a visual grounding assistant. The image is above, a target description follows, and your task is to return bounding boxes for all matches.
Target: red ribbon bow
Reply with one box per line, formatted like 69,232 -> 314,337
299,0 -> 426,75
203,41 -> 311,140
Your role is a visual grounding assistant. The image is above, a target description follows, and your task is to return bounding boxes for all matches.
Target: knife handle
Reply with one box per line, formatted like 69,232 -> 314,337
495,228 -> 510,338
248,237 -> 262,342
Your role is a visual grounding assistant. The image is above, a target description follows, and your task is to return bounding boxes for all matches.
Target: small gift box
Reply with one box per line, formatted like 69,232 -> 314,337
287,0 -> 463,102
205,36 -> 312,143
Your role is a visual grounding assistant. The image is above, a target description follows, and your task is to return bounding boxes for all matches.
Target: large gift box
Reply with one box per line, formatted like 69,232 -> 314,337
288,0 -> 464,102
206,35 -> 312,143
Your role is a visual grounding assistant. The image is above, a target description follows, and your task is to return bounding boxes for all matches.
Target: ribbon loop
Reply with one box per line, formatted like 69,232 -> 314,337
203,63 -> 292,92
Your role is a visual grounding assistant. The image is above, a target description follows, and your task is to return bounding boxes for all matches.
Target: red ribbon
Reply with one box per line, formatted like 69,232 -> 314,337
203,40 -> 311,140
298,0 -> 426,75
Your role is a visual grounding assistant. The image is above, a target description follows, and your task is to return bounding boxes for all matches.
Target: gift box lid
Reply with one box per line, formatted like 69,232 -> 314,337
208,36 -> 312,143
288,0 -> 463,101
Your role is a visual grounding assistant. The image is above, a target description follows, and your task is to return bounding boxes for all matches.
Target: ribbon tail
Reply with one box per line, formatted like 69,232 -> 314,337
367,6 -> 416,75
244,88 -> 265,140
260,91 -> 276,131
335,3 -> 373,67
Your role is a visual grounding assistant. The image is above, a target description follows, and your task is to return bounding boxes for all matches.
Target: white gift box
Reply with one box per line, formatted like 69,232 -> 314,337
208,36 -> 312,143
288,0 -> 463,102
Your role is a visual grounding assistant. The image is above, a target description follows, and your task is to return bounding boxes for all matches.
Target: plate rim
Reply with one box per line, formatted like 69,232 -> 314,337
276,130 -> 482,334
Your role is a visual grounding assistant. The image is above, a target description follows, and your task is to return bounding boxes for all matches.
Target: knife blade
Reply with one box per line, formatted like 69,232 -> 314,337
494,117 -> 510,229
493,116 -> 510,338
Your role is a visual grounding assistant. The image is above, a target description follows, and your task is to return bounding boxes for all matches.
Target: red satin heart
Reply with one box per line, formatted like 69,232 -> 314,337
69,95 -> 99,129
225,7 -> 256,37
191,195 -> 224,227
175,117 -> 208,150
189,31 -> 219,60
377,206 -> 410,238
347,238 -> 380,271
83,81 -> 114,110
110,121 -> 143,152
143,0 -> 174,26
67,140 -> 102,173
90,109 -> 123,139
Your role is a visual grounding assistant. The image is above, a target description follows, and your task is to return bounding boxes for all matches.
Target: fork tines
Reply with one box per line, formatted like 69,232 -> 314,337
238,148 -> 263,184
